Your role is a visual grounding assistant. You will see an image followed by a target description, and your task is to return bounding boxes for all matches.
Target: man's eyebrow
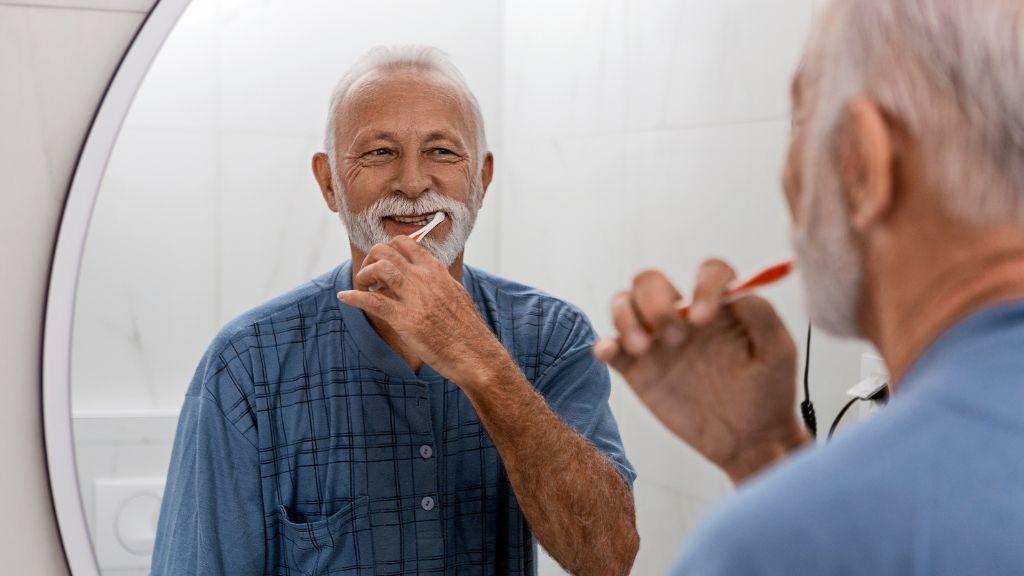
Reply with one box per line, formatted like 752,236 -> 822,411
422,130 -> 466,147
423,130 -> 459,141
353,130 -> 399,144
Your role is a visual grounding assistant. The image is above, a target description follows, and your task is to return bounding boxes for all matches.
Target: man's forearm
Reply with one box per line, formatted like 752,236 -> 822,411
457,348 -> 639,576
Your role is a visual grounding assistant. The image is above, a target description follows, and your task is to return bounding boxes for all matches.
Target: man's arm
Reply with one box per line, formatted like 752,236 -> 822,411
152,363 -> 265,574
338,236 -> 639,576
459,341 -> 639,576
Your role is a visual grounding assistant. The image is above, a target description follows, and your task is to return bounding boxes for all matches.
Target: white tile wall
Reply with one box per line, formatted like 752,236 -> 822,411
64,1 -> 872,575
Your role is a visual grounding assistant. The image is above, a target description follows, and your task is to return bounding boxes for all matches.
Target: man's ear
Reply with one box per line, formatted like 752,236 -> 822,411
838,98 -> 895,231
478,152 -> 494,206
312,152 -> 339,212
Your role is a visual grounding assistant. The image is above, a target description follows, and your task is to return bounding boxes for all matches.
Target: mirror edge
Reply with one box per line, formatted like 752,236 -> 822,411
42,0 -> 193,573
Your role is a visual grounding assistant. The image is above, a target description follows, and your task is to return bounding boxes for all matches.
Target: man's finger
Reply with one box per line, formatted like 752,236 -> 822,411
337,289 -> 396,320
612,291 -> 651,356
593,338 -> 634,375
728,295 -> 796,361
354,260 -> 405,293
631,269 -> 688,345
690,259 -> 738,326
390,234 -> 439,267
362,242 -> 413,271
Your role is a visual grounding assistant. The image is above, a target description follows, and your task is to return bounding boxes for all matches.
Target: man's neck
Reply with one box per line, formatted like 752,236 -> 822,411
348,241 -> 465,373
866,225 -> 1024,386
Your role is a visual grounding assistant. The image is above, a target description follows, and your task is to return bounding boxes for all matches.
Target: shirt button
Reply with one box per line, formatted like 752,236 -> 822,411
419,445 -> 433,459
421,496 -> 435,511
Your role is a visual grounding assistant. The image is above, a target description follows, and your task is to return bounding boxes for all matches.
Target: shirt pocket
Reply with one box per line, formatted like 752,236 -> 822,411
276,496 -> 375,576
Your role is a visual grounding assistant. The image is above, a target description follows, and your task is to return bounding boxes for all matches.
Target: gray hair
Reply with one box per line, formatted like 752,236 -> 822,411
323,45 -> 489,170
805,0 -> 1024,223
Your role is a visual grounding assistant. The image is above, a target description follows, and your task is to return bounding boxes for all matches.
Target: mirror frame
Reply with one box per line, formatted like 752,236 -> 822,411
42,0 -> 193,573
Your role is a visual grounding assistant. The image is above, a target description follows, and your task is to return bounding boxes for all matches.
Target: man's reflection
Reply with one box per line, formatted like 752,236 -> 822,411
151,45 -> 638,576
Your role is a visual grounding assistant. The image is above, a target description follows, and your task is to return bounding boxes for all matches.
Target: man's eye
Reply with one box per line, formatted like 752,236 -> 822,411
429,148 -> 455,156
365,148 -> 392,157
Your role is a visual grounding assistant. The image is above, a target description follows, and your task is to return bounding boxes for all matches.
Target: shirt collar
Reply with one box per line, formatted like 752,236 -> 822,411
899,299 -> 1024,396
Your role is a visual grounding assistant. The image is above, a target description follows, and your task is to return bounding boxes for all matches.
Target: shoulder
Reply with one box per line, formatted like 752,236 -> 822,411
189,265 -> 342,397
677,403 -> 934,575
465,266 -> 599,382
465,265 -> 594,340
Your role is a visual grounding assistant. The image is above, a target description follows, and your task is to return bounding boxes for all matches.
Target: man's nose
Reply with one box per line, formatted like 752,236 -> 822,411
392,153 -> 431,198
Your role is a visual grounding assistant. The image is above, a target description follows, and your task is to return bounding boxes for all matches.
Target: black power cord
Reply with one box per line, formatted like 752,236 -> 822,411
828,397 -> 860,440
828,383 -> 889,440
800,324 -> 818,437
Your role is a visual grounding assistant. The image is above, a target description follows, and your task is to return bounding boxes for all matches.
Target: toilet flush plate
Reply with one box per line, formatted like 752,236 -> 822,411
94,478 -> 165,570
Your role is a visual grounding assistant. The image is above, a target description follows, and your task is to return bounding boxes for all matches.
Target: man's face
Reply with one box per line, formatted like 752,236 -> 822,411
327,69 -> 489,266
783,71 -> 865,338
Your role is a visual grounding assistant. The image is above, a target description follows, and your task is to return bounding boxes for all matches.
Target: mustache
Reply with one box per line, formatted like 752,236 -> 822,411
362,192 -> 467,220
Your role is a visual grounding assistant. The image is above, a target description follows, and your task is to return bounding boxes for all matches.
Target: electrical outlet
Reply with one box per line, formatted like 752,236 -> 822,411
857,353 -> 890,421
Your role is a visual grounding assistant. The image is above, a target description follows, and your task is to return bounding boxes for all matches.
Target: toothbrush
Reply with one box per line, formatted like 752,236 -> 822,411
676,260 -> 795,318
408,211 -> 445,242
367,211 -> 446,292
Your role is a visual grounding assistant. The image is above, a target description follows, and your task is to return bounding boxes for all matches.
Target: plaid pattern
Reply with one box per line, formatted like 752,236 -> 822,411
152,261 -> 634,576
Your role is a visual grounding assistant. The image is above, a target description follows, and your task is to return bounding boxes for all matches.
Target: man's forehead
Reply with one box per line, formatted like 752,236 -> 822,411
337,70 -> 472,139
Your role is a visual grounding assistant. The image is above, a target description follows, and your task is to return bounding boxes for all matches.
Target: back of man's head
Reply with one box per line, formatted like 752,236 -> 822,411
806,0 -> 1024,224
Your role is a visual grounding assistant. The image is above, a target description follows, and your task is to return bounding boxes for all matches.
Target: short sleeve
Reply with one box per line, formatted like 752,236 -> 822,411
533,309 -> 637,487
151,339 -> 265,575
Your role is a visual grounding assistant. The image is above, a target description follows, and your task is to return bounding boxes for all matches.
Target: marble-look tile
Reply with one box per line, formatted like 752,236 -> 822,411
72,128 -> 221,413
217,0 -> 502,140
631,479 -> 724,575
537,548 -> 569,576
216,132 -> 349,321
619,120 -> 797,304
494,133 -> 627,334
624,0 -> 814,130
463,139 -> 501,274
501,0 -> 630,140
122,0 -> 219,131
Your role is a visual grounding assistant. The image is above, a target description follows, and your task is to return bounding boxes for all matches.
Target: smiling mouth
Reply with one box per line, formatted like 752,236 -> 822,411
385,214 -> 439,226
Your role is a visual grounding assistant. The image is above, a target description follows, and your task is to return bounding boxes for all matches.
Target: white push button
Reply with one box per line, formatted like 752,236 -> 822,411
421,496 -> 435,511
420,445 -> 433,459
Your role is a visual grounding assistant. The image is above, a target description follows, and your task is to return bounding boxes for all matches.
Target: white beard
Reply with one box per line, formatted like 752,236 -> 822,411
792,145 -> 865,338
333,176 -> 481,268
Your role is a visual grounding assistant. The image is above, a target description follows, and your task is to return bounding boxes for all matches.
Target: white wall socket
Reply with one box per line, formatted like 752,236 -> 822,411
857,353 -> 891,421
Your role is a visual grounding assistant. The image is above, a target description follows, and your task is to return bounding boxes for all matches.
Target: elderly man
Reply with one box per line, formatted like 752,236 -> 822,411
152,46 -> 638,576
596,0 -> 1024,574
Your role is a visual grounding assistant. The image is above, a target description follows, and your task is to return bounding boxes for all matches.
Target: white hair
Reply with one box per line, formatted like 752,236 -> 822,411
805,0 -> 1024,223
323,45 -> 489,170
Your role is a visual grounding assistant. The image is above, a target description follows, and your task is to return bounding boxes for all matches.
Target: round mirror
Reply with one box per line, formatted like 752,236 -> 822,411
46,1 -> 855,574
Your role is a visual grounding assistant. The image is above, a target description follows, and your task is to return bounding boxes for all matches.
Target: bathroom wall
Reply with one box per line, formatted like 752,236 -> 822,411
0,0 -> 156,573
0,0 -> 866,574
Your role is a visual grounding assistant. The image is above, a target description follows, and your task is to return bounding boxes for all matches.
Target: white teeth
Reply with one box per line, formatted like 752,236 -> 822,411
391,215 -> 431,225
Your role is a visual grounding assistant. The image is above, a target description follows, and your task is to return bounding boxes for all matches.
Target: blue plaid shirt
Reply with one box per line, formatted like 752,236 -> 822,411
152,261 -> 635,576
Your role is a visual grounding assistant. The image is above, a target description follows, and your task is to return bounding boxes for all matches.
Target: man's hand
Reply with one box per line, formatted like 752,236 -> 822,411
594,260 -> 810,484
336,235 -> 503,385
340,235 -> 639,574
